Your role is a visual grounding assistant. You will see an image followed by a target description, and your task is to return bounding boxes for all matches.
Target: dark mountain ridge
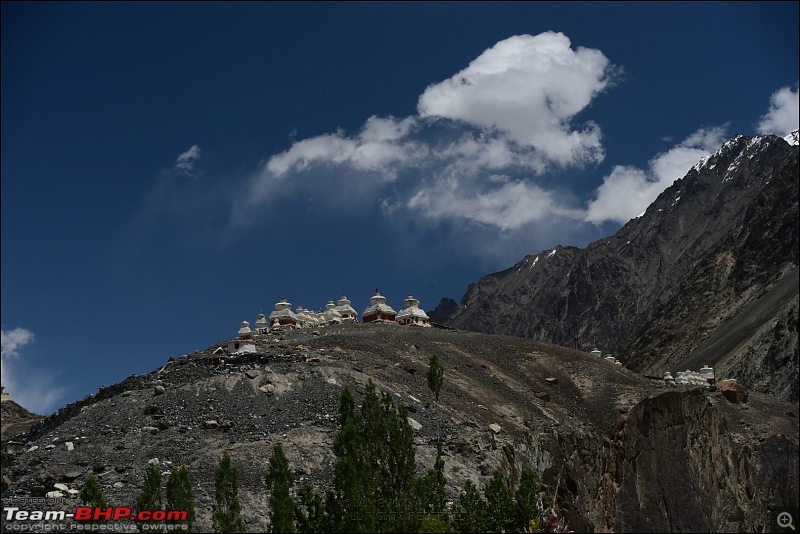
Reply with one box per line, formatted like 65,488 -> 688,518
431,133 -> 799,401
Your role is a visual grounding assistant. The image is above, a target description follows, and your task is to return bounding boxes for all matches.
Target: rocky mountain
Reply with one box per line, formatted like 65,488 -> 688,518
1,323 -> 798,532
431,133 -> 799,402
1,400 -> 43,441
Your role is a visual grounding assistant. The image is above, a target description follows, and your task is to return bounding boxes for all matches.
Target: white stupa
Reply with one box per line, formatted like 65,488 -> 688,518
254,312 -> 269,334
334,296 -> 358,322
269,297 -> 298,328
324,300 -> 343,324
228,320 -> 256,355
396,295 -> 431,327
363,290 -> 396,323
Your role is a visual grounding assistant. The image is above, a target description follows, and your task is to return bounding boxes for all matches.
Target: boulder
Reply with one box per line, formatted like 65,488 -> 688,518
717,380 -> 749,404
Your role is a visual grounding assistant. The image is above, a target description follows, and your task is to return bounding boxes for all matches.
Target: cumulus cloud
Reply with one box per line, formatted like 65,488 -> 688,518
175,145 -> 201,173
756,84 -> 799,136
584,125 -> 728,225
236,32 -> 619,236
417,32 -> 613,167
407,176 -> 579,231
1,327 -> 65,415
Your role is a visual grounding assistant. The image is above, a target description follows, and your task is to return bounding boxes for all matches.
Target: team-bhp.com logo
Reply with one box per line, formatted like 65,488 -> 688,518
74,507 -> 188,522
4,506 -> 189,530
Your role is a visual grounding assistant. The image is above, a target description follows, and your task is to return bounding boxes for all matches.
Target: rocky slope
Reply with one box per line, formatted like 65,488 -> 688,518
2,324 -> 798,532
431,133 -> 799,401
623,154 -> 799,400
1,400 -> 43,441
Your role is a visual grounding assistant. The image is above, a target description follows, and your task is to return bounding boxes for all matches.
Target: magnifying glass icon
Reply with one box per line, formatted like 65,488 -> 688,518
778,512 -> 795,531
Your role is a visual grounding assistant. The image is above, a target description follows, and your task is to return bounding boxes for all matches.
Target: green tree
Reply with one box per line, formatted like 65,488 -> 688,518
329,382 -> 419,533
79,475 -> 108,524
453,479 -> 486,533
137,463 -> 164,533
166,465 -> 196,532
426,354 -> 444,402
416,441 -> 447,522
212,452 -> 246,533
513,471 -> 541,533
267,443 -> 296,533
294,484 -> 329,534
484,470 -> 514,533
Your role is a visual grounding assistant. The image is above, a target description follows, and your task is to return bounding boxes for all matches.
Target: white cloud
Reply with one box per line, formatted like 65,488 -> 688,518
266,117 -> 425,178
417,32 -> 612,168
241,32 -> 615,228
584,125 -> 728,225
175,145 -> 201,172
756,84 -> 799,136
1,327 -> 34,359
406,170 -> 580,231
1,327 -> 65,415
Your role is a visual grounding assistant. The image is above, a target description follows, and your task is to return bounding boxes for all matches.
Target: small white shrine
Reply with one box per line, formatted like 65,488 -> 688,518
673,368 -> 713,387
363,290 -> 397,323
228,320 -> 257,355
269,297 -> 298,328
324,300 -> 343,324
590,348 -> 602,358
254,312 -> 269,334
396,295 -> 431,327
335,296 -> 358,322
295,306 -> 320,328
699,364 -> 715,385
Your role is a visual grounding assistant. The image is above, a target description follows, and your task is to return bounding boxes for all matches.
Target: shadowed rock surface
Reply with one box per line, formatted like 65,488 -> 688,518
431,134 -> 799,402
2,324 -> 797,532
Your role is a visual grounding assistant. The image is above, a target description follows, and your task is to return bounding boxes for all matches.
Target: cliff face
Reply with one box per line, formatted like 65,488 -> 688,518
2,324 -> 797,532
432,134 -> 799,401
624,154 -> 799,401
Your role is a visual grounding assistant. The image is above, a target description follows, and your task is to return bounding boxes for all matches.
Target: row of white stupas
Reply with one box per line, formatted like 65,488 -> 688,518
590,348 -> 624,366
591,348 -> 718,387
228,291 -> 430,355
663,365 -> 716,386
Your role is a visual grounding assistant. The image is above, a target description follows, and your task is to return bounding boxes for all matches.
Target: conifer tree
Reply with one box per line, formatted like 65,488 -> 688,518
166,465 -> 196,532
330,387 -> 372,532
212,452 -> 246,533
136,463 -> 163,533
294,484 -> 328,534
427,353 -> 444,402
513,470 -> 541,533
79,475 -> 108,524
484,470 -> 514,533
329,382 -> 419,533
454,479 -> 486,533
267,443 -> 296,533
416,440 -> 449,532
416,441 -> 447,517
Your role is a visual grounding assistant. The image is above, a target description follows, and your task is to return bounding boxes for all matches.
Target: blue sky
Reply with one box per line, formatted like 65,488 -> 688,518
2,2 -> 798,414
